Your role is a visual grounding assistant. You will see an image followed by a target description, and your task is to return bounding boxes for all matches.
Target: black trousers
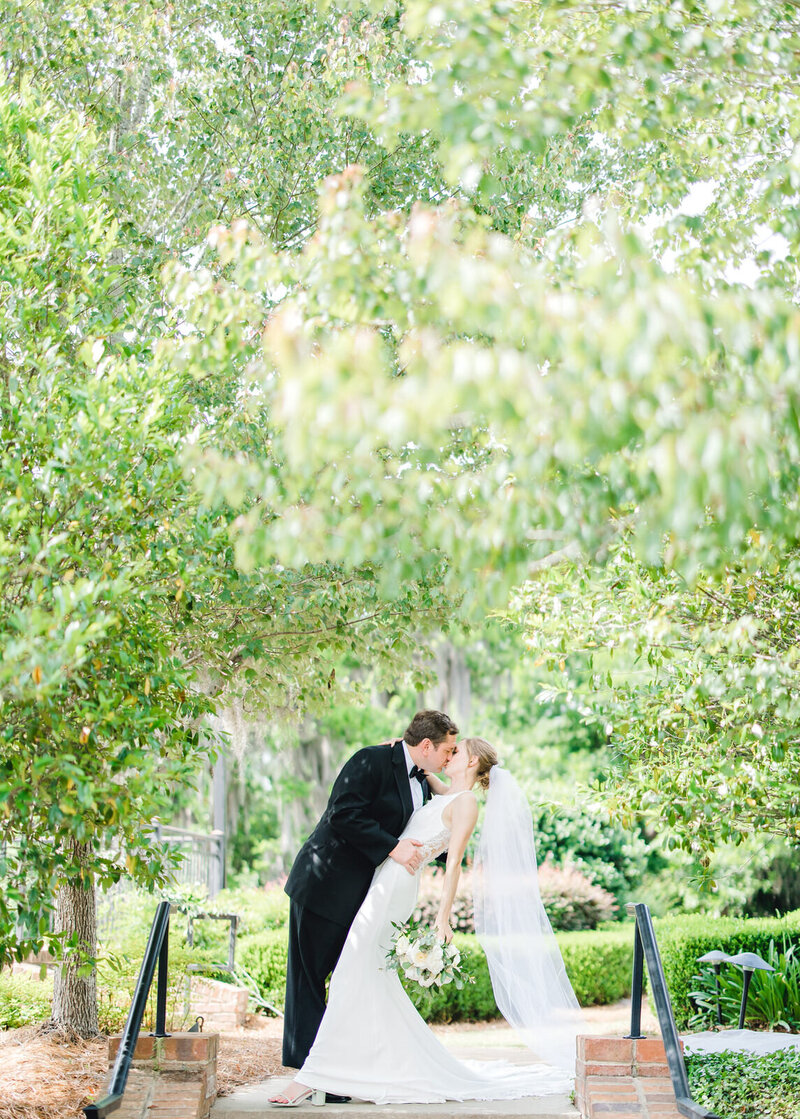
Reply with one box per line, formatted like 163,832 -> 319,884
282,899 -> 351,1069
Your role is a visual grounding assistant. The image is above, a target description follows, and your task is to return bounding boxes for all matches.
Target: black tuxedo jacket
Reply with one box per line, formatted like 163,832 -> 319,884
284,740 -> 429,927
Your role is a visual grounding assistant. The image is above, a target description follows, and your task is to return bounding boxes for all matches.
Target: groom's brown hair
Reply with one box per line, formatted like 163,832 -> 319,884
404,710 -> 458,747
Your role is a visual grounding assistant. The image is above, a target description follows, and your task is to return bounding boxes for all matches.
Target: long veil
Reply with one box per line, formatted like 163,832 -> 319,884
473,767 -> 584,1074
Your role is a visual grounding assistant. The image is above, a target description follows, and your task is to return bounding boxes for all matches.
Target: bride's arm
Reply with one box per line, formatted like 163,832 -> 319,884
425,773 -> 450,796
434,792 -> 479,942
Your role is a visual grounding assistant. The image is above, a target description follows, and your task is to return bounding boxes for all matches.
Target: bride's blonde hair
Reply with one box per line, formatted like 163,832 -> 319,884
463,737 -> 499,790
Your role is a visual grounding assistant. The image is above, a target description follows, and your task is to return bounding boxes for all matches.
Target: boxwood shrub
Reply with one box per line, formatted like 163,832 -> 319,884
655,910 -> 800,1029
238,929 -> 289,1011
238,925 -> 633,1019
558,928 -> 632,1007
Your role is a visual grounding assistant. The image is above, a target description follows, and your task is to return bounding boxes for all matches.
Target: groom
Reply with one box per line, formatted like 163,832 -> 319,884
282,709 -> 459,1071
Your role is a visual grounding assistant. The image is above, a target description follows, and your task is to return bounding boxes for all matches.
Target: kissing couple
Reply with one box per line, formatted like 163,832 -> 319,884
271,709 -> 582,1107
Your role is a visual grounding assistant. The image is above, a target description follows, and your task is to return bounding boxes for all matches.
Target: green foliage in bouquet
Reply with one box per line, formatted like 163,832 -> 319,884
400,934 -> 499,1023
386,917 -> 473,991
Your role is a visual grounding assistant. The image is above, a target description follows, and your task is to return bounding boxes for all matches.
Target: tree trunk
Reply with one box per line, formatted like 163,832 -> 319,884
51,842 -> 98,1037
427,640 -> 472,727
276,723 -> 337,874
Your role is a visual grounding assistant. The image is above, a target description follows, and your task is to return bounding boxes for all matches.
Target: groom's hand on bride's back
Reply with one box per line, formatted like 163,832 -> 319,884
390,837 -> 424,875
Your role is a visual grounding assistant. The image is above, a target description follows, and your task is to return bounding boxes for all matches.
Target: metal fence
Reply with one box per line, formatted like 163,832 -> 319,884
153,825 -> 226,897
95,826 -> 225,942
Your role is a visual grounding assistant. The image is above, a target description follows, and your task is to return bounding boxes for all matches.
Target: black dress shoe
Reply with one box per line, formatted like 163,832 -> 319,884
324,1093 -> 352,1103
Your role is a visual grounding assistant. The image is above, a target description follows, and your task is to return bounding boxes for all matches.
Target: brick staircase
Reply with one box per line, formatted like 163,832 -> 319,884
106,1033 -> 218,1119
101,1029 -> 687,1119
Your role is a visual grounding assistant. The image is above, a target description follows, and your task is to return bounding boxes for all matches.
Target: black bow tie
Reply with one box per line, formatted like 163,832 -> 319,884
409,764 -> 427,784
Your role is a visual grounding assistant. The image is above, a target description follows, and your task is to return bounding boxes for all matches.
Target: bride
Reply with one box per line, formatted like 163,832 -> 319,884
270,737 -> 582,1107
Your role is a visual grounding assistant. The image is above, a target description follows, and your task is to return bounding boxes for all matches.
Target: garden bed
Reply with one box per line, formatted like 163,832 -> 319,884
0,1015 -> 283,1119
687,1048 -> 800,1119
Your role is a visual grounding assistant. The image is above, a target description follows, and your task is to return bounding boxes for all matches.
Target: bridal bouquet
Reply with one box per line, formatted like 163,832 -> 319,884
385,917 -> 473,990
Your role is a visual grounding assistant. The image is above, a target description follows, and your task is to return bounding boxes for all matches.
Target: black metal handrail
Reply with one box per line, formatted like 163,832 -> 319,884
83,900 -> 172,1119
625,902 -> 719,1119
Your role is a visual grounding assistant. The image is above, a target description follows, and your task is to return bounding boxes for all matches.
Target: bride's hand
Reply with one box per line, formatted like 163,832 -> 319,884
435,918 -> 453,944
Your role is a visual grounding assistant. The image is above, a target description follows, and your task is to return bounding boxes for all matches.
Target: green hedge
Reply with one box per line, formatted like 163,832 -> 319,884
558,929 -> 632,1007
239,930 -> 289,1011
655,910 -> 800,1029
238,926 -> 633,1019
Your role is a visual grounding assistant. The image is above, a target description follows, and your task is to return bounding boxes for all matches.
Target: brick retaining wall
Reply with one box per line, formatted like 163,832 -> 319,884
188,976 -> 249,1031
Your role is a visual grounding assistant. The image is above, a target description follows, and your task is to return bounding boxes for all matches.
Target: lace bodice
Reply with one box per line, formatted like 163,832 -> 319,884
400,791 -> 469,868
414,825 -> 450,865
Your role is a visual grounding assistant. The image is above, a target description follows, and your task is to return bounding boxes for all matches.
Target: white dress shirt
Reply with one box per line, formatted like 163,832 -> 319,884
402,740 -> 424,812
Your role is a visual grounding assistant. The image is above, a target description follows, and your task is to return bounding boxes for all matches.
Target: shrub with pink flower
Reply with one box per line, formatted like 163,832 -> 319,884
413,859 -> 617,933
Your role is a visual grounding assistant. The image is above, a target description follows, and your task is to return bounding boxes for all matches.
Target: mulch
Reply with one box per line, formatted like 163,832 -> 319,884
0,1015 -> 285,1119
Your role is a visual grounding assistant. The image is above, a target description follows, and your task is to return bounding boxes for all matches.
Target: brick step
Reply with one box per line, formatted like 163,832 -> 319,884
101,1032 -> 219,1119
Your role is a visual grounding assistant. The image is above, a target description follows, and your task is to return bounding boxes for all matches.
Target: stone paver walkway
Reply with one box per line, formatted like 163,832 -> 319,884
683,1027 -> 800,1056
210,1002 -> 676,1119
211,1024 -> 577,1119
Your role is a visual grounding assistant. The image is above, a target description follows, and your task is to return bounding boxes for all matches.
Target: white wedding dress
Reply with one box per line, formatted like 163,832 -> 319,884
295,791 -> 572,1104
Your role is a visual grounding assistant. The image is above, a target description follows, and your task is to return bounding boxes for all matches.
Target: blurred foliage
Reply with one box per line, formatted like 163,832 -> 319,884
537,862 -> 618,931
5,0 -> 800,1011
530,801 -> 656,905
415,860 -> 617,933
0,905 -> 222,1033
0,973 -> 54,1030
415,866 -> 476,935
153,0 -> 800,864
518,535 -> 800,873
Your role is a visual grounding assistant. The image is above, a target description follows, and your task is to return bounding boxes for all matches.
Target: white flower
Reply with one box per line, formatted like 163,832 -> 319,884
427,947 -> 444,974
411,942 -> 445,974
386,920 -> 472,994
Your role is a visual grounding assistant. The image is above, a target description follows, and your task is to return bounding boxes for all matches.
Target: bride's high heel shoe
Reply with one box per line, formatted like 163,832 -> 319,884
268,1085 -> 326,1107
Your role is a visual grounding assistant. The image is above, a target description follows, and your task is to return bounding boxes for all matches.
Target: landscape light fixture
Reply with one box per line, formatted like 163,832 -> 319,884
726,951 -> 774,1029
697,950 -> 730,1026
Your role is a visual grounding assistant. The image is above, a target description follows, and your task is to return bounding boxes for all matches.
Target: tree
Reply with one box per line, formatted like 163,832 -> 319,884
517,534 -> 800,871
7,0 -> 800,1030
1,0 -> 446,323
0,76 -> 455,1033
167,0 -> 800,860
